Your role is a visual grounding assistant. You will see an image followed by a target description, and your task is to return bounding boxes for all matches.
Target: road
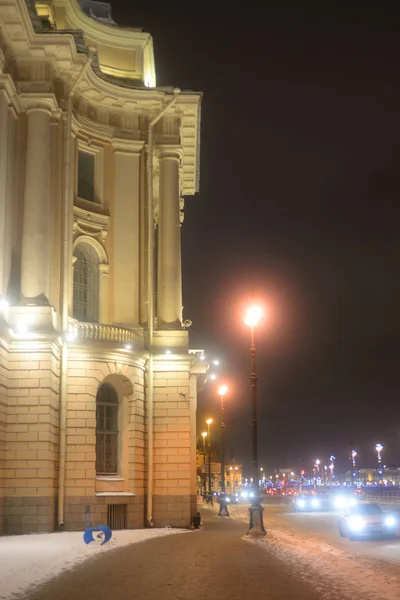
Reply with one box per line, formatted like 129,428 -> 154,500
256,500 -> 400,563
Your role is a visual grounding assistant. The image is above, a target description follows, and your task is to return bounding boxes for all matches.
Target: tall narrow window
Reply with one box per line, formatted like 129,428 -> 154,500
96,384 -> 119,475
73,243 -> 99,322
77,150 -> 95,202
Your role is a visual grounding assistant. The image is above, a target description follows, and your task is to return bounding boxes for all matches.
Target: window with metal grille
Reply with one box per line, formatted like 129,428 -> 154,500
107,504 -> 127,530
77,150 -> 95,202
73,244 -> 99,323
96,384 -> 119,475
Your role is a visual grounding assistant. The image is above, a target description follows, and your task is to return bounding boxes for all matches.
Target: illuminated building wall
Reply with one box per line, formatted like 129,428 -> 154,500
0,0 -> 203,534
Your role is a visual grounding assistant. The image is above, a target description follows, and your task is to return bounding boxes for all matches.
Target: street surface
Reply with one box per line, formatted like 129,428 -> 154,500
21,501 -> 400,600
260,500 -> 400,563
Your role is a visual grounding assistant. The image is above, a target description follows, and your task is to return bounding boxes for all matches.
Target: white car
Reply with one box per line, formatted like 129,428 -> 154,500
338,502 -> 398,539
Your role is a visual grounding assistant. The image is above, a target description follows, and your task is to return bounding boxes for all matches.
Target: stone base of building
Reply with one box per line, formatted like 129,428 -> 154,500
0,496 -> 5,535
1,494 -> 198,534
3,496 -> 56,535
152,494 -> 197,528
63,495 -> 145,531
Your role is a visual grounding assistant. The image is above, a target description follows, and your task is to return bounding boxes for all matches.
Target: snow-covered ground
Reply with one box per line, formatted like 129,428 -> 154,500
207,504 -> 400,600
0,527 -> 188,600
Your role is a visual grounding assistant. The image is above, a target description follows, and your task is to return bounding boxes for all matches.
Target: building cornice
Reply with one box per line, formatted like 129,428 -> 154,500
55,0 -> 153,49
112,138 -> 144,153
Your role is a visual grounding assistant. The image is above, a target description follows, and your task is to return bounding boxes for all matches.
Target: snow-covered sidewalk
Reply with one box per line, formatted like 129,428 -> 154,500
204,504 -> 400,600
0,527 -> 188,600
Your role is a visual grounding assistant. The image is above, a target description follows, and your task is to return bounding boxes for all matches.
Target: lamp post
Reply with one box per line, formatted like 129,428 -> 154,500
376,443 -> 383,485
351,449 -> 357,485
217,384 -> 229,517
329,455 -> 336,483
244,305 -> 266,536
206,419 -> 213,495
201,432 -> 207,494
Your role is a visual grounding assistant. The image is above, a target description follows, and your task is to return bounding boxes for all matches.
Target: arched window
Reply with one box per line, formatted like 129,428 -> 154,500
73,243 -> 99,322
96,384 -> 119,475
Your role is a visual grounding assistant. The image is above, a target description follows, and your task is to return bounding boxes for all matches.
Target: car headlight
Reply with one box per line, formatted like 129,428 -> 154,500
297,499 -> 306,508
226,497 -> 230,502
334,496 -> 345,509
348,516 -> 365,531
349,498 -> 356,507
385,516 -> 396,527
311,498 -> 320,508
249,492 -> 254,498
241,492 -> 248,498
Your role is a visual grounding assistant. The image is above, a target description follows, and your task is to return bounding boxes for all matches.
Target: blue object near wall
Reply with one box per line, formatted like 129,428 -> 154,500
83,525 -> 113,545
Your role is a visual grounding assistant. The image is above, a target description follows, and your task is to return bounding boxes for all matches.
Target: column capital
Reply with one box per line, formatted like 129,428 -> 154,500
157,145 -> 182,161
19,93 -> 60,117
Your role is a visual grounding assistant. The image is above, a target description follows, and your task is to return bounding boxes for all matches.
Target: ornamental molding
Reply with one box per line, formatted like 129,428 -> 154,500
72,234 -> 108,264
72,111 -> 114,141
73,205 -> 110,242
112,137 -> 144,153
0,74 -> 21,113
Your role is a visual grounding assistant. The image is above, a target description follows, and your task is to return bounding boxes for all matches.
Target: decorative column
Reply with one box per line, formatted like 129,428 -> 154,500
20,103 -> 54,304
157,148 -> 182,328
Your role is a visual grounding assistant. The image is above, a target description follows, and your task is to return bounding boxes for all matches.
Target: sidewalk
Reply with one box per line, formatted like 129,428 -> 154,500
21,506 -> 320,600
0,528 -> 187,600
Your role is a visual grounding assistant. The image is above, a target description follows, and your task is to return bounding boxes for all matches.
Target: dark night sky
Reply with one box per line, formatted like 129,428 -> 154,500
111,3 -> 400,473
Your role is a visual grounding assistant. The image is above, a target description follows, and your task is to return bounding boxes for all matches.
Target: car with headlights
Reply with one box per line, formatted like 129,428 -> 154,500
331,493 -> 357,511
292,493 -> 331,512
226,493 -> 239,504
240,490 -> 256,501
338,502 -> 398,539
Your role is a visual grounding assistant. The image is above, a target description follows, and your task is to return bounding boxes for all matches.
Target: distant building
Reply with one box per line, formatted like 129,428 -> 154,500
198,463 -> 243,494
0,0 -> 203,534
347,468 -> 400,486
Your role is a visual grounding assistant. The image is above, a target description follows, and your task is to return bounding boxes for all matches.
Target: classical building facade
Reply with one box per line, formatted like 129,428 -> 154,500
0,0 -> 204,534
198,463 -> 243,495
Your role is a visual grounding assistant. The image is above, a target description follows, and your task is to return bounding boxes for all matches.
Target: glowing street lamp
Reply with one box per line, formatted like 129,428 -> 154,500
217,384 -> 229,517
376,443 -> 383,485
244,304 -> 266,536
329,455 -> 336,482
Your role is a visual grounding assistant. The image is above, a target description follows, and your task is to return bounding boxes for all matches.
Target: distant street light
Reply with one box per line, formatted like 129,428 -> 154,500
376,443 -> 383,485
351,449 -> 357,485
244,304 -> 266,536
217,385 -> 229,517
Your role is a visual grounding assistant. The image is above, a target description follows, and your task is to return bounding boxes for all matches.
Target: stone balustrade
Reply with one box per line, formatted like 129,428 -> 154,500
75,322 -> 144,347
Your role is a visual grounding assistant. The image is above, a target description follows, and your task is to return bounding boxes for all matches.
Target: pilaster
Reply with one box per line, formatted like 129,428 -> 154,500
157,147 -> 183,329
19,95 -> 61,304
111,139 -> 143,326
